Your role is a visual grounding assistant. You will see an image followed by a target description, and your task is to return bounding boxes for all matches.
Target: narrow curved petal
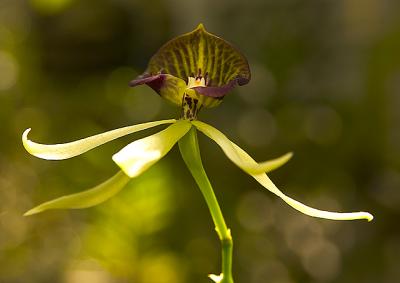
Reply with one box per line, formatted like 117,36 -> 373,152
22,119 -> 176,160
233,143 -> 293,173
24,171 -> 130,216
192,120 -> 292,174
232,144 -> 374,221
253,174 -> 373,221
113,120 -> 191,177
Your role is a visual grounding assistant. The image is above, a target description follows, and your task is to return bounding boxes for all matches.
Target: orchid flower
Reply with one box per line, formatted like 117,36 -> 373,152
23,24 -> 373,283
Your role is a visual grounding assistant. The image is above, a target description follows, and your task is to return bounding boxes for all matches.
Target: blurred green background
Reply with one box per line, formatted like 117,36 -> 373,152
1,0 -> 399,282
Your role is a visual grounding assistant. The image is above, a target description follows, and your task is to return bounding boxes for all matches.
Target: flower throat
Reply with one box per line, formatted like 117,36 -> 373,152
181,93 -> 201,120
181,74 -> 207,120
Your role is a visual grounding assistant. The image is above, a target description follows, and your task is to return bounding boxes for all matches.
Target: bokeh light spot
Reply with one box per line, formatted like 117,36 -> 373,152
0,50 -> 18,92
301,239 -> 341,282
304,106 -> 342,146
238,64 -> 276,106
124,86 -> 162,122
370,169 -> 400,211
29,0 -> 74,14
237,108 -> 276,147
236,191 -> 275,232
250,260 -> 293,283
64,260 -> 113,283
185,237 -> 217,273
105,67 -> 136,103
383,237 -> 400,282
14,107 -> 50,138
282,214 -> 325,256
139,253 -> 186,283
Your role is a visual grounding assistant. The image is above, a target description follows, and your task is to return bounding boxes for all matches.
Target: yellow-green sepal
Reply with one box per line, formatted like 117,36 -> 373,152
113,120 -> 192,177
192,120 -> 292,174
22,119 -> 176,160
24,171 -> 130,216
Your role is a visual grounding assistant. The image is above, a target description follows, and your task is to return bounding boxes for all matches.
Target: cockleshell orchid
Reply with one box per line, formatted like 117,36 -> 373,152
23,24 -> 372,283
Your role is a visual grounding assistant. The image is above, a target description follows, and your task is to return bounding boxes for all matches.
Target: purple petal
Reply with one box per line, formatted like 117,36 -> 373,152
129,74 -> 166,93
191,79 -> 239,98
129,73 -> 187,106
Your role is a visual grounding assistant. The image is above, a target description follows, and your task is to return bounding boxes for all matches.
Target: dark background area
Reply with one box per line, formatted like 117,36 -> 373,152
1,0 -> 399,282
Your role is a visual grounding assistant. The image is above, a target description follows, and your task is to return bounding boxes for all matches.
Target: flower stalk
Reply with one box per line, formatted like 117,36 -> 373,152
179,127 -> 233,283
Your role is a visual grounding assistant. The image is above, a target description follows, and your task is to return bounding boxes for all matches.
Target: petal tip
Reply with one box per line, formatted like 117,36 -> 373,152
22,128 -> 34,154
22,128 -> 31,142
196,23 -> 205,31
111,153 -> 130,177
112,152 -> 139,178
24,207 -> 40,216
284,152 -> 294,161
353,211 -> 374,222
208,273 -> 223,283
22,128 -> 31,136
365,212 -> 374,222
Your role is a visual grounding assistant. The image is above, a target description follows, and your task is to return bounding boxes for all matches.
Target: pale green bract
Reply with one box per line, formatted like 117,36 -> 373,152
22,119 -> 373,221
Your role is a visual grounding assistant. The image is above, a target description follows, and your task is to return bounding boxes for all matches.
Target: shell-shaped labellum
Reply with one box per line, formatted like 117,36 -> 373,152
130,24 -> 251,108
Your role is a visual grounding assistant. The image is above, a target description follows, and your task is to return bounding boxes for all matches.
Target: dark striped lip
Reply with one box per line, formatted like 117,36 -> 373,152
128,24 -> 251,105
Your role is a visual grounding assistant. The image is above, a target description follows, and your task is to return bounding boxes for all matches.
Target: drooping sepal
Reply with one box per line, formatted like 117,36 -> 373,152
194,121 -> 373,222
232,142 -> 374,221
192,120 -> 293,174
24,171 -> 130,216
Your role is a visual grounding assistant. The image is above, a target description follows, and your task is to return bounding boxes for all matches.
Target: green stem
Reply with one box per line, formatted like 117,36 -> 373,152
178,127 -> 233,283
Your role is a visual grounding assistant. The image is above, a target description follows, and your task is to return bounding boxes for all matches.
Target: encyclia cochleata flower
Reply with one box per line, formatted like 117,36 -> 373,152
22,24 -> 373,283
